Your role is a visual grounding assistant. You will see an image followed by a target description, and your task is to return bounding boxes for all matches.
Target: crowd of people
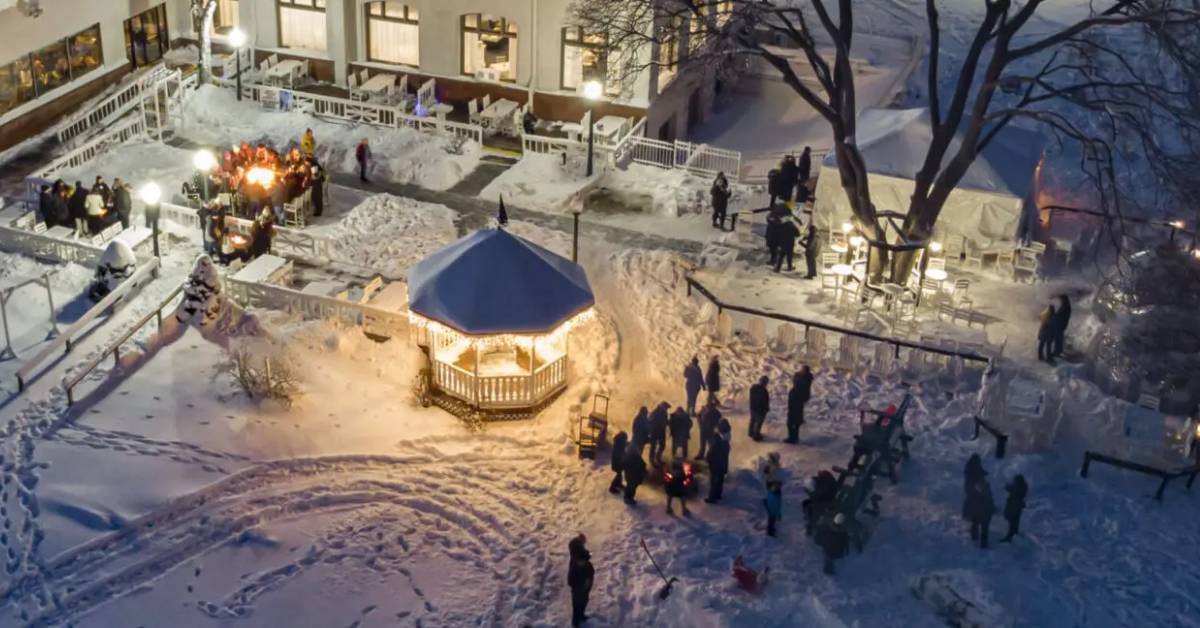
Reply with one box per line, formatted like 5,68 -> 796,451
962,454 -> 1029,548
37,176 -> 133,236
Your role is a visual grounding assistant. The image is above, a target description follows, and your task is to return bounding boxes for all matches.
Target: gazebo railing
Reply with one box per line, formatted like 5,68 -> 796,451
432,354 -> 568,409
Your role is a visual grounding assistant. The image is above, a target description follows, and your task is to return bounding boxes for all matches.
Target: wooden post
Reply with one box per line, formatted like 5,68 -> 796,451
473,339 -> 481,408
529,340 -> 536,404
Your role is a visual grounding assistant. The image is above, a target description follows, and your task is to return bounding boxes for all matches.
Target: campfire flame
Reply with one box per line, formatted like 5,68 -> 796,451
246,167 -> 275,188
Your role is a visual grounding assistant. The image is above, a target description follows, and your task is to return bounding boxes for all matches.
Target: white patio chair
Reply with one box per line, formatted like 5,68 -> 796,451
964,241 -> 985,269
803,328 -> 827,365
1012,252 -> 1039,283
695,301 -> 717,326
715,312 -> 734,345
1024,241 -> 1047,259
468,98 -> 480,124
359,69 -> 370,85
871,343 -> 897,381
746,318 -> 768,349
772,323 -> 797,355
920,277 -> 943,304
268,53 -> 279,67
951,278 -> 971,305
834,335 -> 860,373
348,74 -> 366,101
482,94 -> 492,108
384,83 -> 397,106
927,257 -> 946,273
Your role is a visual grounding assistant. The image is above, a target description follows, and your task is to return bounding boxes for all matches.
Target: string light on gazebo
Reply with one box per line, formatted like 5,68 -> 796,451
407,308 -> 595,351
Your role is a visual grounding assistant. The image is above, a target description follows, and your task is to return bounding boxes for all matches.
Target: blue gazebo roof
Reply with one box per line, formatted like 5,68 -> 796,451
407,229 -> 595,335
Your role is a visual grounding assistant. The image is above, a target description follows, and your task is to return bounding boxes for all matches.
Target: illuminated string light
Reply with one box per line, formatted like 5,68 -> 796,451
407,308 -> 595,350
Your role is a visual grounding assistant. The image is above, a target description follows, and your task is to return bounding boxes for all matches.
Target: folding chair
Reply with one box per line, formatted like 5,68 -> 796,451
348,74 -> 366,101
468,98 -> 480,124
951,278 -> 971,305
803,328 -> 827,365
482,94 -> 492,108
964,241 -> 985,269
359,69 -> 371,85
268,53 -> 280,67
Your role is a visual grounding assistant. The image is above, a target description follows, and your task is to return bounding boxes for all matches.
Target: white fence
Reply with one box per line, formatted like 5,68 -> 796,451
225,277 -> 408,340
33,116 -> 148,182
16,258 -> 159,390
675,141 -> 742,178
56,66 -> 175,147
158,201 -> 332,262
432,354 -> 567,409
224,80 -> 483,146
0,222 -> 156,266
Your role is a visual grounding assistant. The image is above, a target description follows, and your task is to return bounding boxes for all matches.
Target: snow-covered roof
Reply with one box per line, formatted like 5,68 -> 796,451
822,108 -> 1043,197
407,228 -> 594,335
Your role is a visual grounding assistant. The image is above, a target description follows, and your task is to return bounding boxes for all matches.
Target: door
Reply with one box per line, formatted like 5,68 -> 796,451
125,4 -> 169,69
686,88 -> 702,132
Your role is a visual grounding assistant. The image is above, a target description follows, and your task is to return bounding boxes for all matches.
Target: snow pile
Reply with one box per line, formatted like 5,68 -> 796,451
911,571 -> 1012,628
181,85 -> 480,191
54,142 -> 196,202
479,152 -> 598,213
324,193 -> 458,277
87,240 -> 137,301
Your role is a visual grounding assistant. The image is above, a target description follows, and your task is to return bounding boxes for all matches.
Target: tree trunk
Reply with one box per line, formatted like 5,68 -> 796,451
197,1 -> 217,86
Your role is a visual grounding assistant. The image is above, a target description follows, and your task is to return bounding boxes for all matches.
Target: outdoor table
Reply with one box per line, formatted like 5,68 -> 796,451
592,115 -> 626,144
479,98 -> 519,135
878,282 -> 905,309
112,226 -> 153,251
265,60 -> 303,87
359,73 -> 393,100
46,226 -> 74,240
233,254 -> 292,285
831,263 -> 854,300
429,103 -> 454,120
926,268 -> 948,281
301,280 -> 344,297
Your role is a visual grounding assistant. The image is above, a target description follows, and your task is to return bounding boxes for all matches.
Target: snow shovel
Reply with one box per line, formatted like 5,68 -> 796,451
640,538 -> 678,600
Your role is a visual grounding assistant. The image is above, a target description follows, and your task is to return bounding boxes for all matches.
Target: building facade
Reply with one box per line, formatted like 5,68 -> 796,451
0,0 -> 723,151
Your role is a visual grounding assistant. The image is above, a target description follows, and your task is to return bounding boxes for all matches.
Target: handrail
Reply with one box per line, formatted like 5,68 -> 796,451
1080,450 -> 1200,501
972,415 -> 1010,458
33,116 -> 148,181
57,67 -> 177,145
159,201 -> 331,261
533,354 -> 565,375
17,258 -> 160,391
63,281 -> 184,405
683,273 -> 991,364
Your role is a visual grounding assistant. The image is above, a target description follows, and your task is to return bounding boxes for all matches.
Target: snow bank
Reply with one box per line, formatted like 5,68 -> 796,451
180,85 -> 480,191
911,571 -> 1012,628
322,193 -> 458,277
479,152 -> 598,213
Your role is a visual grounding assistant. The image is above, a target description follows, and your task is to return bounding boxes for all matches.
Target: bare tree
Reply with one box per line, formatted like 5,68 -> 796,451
191,0 -> 219,85
570,0 -> 1200,280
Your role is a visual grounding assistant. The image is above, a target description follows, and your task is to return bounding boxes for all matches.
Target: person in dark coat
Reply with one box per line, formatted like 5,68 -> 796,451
92,176 -> 112,206
623,448 -> 646,505
111,178 -> 132,229
779,155 -> 799,204
705,423 -> 731,504
37,185 -> 52,225
767,168 -> 782,207
68,182 -> 89,236
711,171 -> 731,229
775,218 -> 800,272
801,223 -> 820,279
803,470 -> 838,536
964,477 -> 996,548
796,146 -> 812,191
764,480 -> 783,537
631,406 -> 650,456
748,376 -> 770,441
817,513 -> 849,575
786,367 -> 813,444
696,397 -> 721,460
669,406 -> 693,461
963,454 -> 986,501
567,534 -> 594,627
765,212 -> 782,267
1000,474 -> 1028,542
609,431 -> 628,494
1051,294 -> 1071,358
648,402 -> 669,466
310,159 -> 326,216
522,110 -> 538,135
683,357 -> 706,415
1037,303 -> 1057,363
705,356 -> 721,405
665,458 -> 690,516
355,138 -> 372,183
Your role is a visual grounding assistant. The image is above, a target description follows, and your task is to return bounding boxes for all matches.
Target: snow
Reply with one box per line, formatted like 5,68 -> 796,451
180,85 -> 481,191
316,193 -> 459,278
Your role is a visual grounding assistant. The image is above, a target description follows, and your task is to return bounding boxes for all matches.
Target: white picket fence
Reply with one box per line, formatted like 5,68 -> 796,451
223,79 -> 483,146
225,277 -> 408,340
34,116 -> 149,182
158,201 -> 332,262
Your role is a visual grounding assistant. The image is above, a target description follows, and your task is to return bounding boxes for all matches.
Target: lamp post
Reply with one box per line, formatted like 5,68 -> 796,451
229,28 -> 247,102
139,182 -> 162,276
582,80 -> 603,177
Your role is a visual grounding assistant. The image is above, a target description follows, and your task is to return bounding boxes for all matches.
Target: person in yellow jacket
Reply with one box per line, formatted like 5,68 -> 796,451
300,128 -> 316,158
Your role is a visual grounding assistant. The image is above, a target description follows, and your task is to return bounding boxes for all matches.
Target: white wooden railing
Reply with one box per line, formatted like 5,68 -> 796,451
225,278 -> 408,340
676,141 -> 742,178
159,201 -> 332,261
431,354 -> 567,408
16,258 -> 159,391
221,80 -> 483,145
34,116 -> 148,182
56,66 -> 175,146
0,223 -> 150,266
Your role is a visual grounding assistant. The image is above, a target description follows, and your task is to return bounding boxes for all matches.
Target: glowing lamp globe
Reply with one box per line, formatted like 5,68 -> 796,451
229,28 -> 247,49
139,182 -> 162,205
930,241 -> 943,253
193,150 -> 217,173
582,80 -> 603,101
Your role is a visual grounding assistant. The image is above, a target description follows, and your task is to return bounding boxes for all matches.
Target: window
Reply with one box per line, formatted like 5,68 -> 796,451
716,0 -> 733,27
561,27 -> 619,95
462,14 -> 517,82
278,0 -> 327,52
126,5 -> 169,68
0,24 -> 104,117
215,0 -> 240,32
689,4 -> 710,55
366,2 -> 419,67
656,16 -> 684,94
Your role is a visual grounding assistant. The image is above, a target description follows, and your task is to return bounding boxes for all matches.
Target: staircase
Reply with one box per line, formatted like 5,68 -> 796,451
55,65 -> 187,148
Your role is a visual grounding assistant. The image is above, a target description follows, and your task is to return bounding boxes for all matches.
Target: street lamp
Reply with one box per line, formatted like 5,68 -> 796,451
139,182 -> 162,273
193,149 -> 216,203
229,28 -> 247,101
582,80 -> 603,177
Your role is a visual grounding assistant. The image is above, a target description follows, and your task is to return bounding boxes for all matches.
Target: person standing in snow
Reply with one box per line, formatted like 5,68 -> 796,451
1000,474 -> 1028,543
665,458 -> 690,516
706,421 -> 731,504
817,513 -> 849,575
567,534 -> 594,627
112,178 -> 132,230
963,454 -> 986,500
711,171 -> 732,229
786,367 -> 813,444
631,406 -> 650,456
68,181 -> 89,236
779,155 -> 799,206
84,187 -> 106,234
301,128 -> 316,159
964,477 -> 996,548
775,218 -> 800,273
649,402 -> 669,466
795,146 -> 812,202
355,137 -> 372,183
765,211 -> 782,267
696,397 -> 721,460
749,376 -> 770,441
764,480 -> 783,537
1037,302 -> 1057,363
623,448 -> 646,505
705,356 -> 722,406
669,406 -> 693,461
801,223 -> 820,279
684,357 -> 706,415
767,168 -> 782,207
803,470 -> 838,536
761,451 -> 781,486
609,431 -> 628,495
1051,294 -> 1071,359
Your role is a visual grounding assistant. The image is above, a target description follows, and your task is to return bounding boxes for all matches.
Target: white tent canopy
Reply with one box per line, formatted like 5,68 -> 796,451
813,108 -> 1043,250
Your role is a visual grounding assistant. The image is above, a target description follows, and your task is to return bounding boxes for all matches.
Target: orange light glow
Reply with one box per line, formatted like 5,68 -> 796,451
246,167 -> 275,188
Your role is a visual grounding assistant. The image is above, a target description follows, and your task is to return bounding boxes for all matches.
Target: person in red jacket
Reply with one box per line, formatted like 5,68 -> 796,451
732,556 -> 770,593
355,137 -> 372,183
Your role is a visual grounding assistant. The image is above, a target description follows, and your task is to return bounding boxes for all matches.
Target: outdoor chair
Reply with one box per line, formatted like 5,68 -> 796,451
943,237 -> 965,266
996,247 -> 1016,269
920,277 -> 943,305
384,83 -> 397,106
268,53 -> 279,67
927,257 -> 946,273
772,323 -> 797,355
746,318 -> 769,349
1024,241 -> 1047,258
1012,252 -> 1039,283
348,74 -> 365,101
715,312 -> 734,346
359,69 -> 370,85
870,343 -> 898,381
468,98 -> 480,125
964,241 -> 986,269
951,278 -> 971,305
482,94 -> 492,108
695,301 -> 717,326
835,335 -> 860,373
803,328 -> 827,365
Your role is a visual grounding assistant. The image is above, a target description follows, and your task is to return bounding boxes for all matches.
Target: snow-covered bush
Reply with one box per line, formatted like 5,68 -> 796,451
222,340 -> 303,408
87,240 -> 137,302
175,254 -> 225,328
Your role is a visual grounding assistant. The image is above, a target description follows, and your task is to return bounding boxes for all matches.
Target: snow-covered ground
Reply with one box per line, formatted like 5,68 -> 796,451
311,193 -> 460,278
180,85 -> 481,191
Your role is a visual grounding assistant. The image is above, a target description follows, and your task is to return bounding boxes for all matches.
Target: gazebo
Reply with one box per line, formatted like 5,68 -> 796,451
407,228 -> 594,410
